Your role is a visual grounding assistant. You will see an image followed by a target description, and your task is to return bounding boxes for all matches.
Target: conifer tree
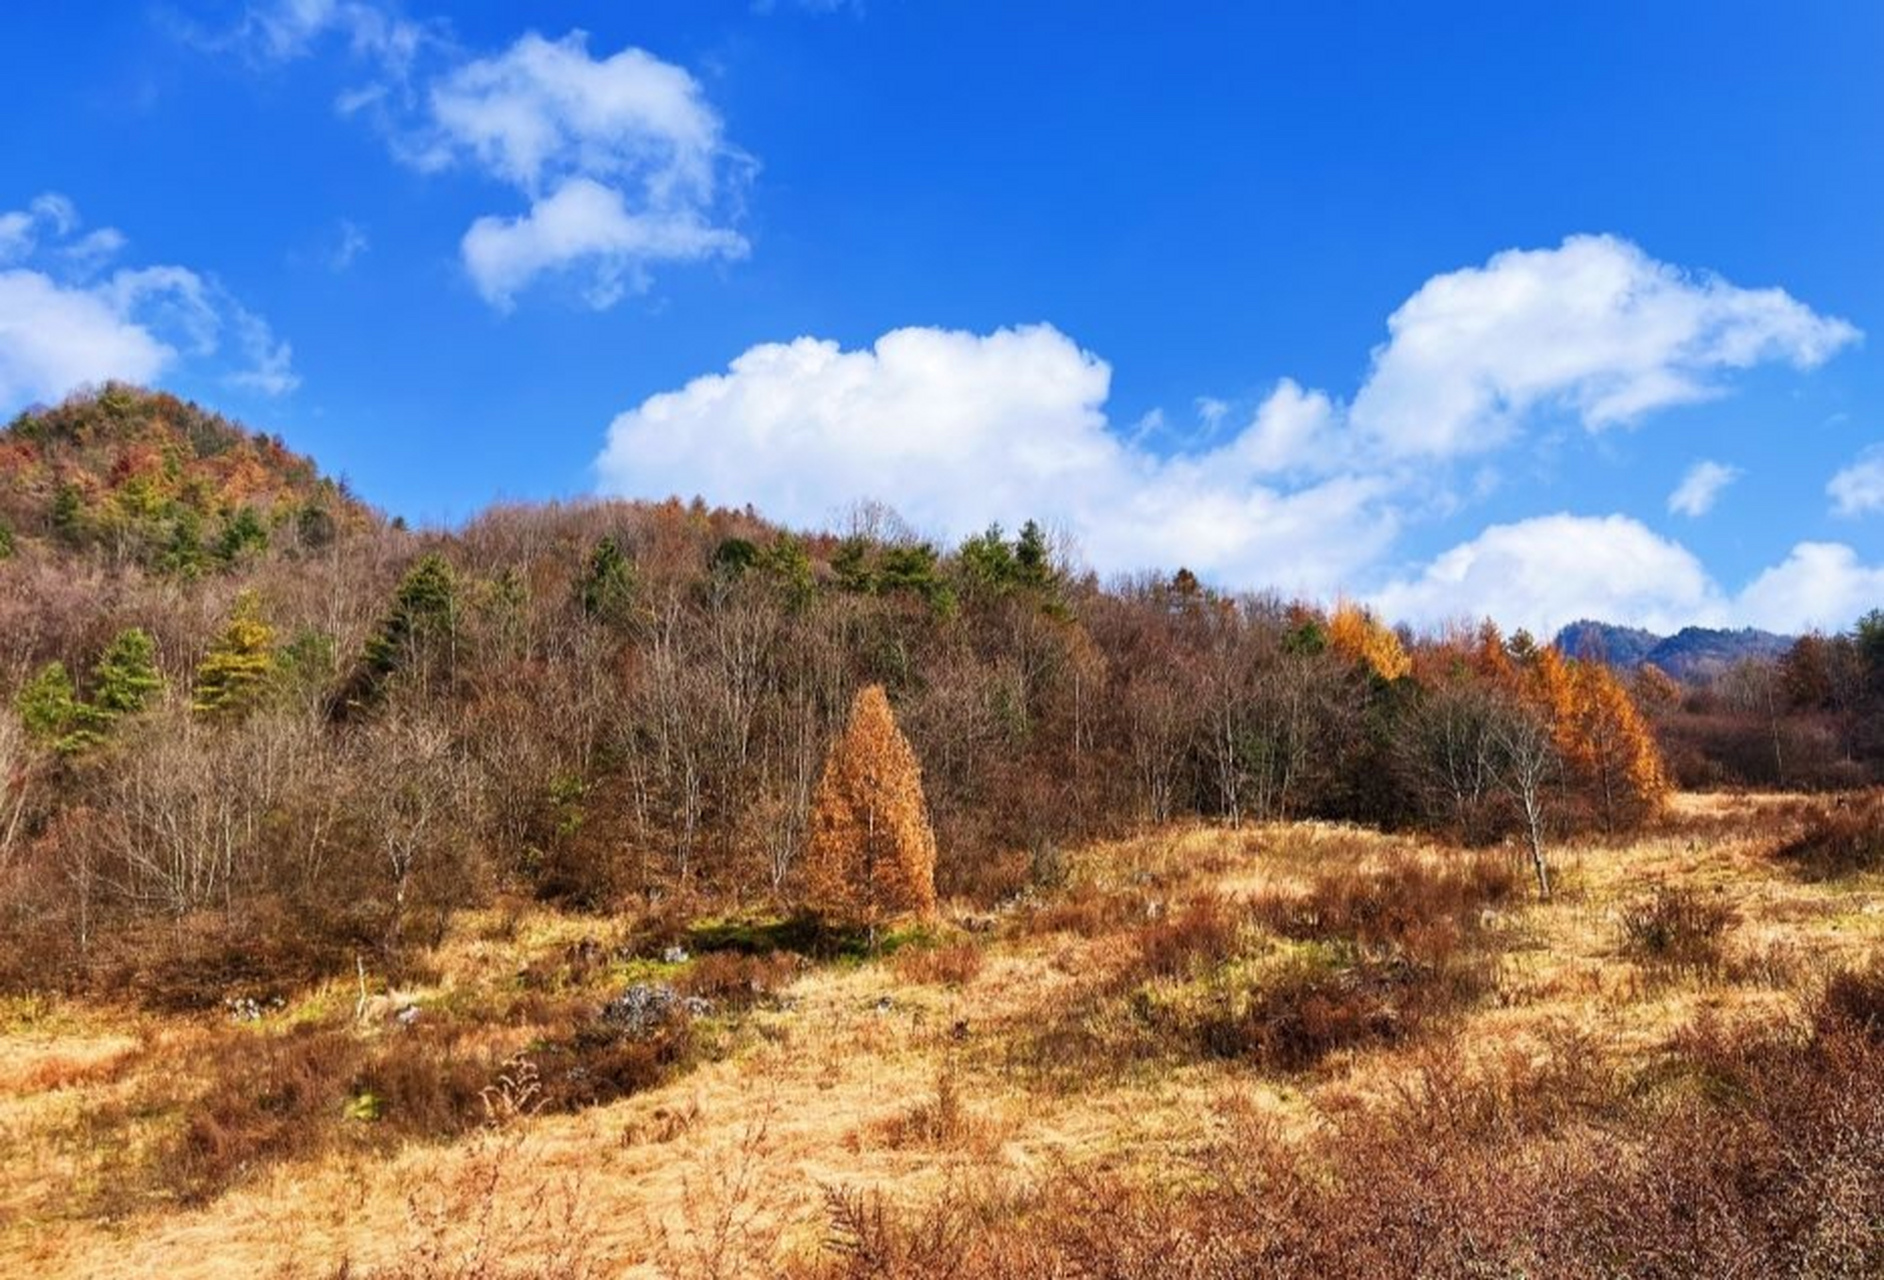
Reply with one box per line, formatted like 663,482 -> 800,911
578,535 -> 637,624
803,684 -> 938,936
92,628 -> 163,716
15,662 -> 99,753
193,591 -> 276,719
329,553 -> 457,718
1014,519 -> 1053,588
50,481 -> 85,545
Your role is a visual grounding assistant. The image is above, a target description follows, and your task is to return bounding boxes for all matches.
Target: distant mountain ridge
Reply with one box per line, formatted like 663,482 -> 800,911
1554,619 -> 1794,681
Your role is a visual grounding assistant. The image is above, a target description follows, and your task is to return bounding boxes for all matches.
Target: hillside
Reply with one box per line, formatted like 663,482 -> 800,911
0,388 -> 1880,1277
1555,619 -> 1795,680
0,384 -> 376,572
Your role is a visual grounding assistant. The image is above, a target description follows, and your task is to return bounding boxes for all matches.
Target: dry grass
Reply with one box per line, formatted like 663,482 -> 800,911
1,795 -> 1880,1277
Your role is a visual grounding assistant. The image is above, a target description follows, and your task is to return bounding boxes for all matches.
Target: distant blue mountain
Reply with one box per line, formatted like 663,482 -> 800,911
1554,619 -> 1794,681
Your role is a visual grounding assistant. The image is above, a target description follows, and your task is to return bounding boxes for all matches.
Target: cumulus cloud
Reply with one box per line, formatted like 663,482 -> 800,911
597,325 -> 1396,593
1735,543 -> 1884,632
1349,235 -> 1857,458
1371,514 -> 1728,636
1374,514 -> 1884,636
590,232 -> 1866,624
1827,445 -> 1884,517
0,193 -> 297,409
1668,459 -> 1741,517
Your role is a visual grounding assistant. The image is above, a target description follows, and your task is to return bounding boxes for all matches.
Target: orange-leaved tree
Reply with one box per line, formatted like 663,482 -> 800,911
803,684 -> 938,936
1327,601 -> 1412,682
1525,647 -> 1670,829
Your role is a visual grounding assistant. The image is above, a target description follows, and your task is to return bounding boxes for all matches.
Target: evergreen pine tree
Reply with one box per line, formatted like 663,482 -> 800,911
1014,519 -> 1053,587
193,592 -> 277,719
578,536 -> 637,624
213,506 -> 269,564
50,482 -> 85,545
15,662 -> 100,753
329,553 -> 457,718
93,628 -> 163,716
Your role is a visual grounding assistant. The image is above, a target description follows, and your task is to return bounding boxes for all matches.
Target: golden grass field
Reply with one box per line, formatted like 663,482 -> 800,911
3,791 -> 1880,1278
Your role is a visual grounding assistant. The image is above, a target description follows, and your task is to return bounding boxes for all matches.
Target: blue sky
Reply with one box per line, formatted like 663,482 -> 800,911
3,1 -> 1883,634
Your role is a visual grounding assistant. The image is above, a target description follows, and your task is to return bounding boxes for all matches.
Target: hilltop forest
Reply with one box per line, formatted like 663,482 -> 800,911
0,386 -> 1879,1006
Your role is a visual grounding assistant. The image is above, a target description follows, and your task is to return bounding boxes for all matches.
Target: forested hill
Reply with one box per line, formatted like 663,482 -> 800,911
1555,619 -> 1794,680
0,384 -> 376,572
1,384 -> 1878,1010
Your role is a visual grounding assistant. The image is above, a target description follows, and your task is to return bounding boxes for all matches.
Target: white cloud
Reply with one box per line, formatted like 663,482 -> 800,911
591,236 -> 1862,624
1734,543 -> 1884,633
0,270 -> 177,406
215,0 -> 429,80
1374,514 -> 1884,636
329,219 -> 369,271
1371,514 -> 1728,636
0,193 -> 297,409
460,175 -> 745,310
597,324 -> 1396,594
417,31 -> 749,308
1349,235 -> 1858,458
200,10 -> 748,309
1827,445 -> 1884,517
1667,459 -> 1741,517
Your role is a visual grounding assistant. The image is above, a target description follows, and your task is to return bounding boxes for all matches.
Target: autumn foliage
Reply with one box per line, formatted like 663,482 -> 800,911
803,685 -> 938,929
1527,646 -> 1671,827
1327,601 -> 1412,681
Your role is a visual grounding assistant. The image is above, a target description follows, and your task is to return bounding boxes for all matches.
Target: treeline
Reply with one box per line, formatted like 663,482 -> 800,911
1633,617 -> 1884,790
0,388 -> 1672,1002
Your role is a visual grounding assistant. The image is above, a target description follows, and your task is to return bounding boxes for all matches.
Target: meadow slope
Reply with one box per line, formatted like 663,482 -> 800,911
3,791 -> 1881,1278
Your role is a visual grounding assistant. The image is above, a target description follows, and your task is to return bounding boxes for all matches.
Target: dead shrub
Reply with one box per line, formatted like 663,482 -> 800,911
892,940 -> 984,987
871,1064 -> 1004,1158
1127,892 -> 1244,981
161,1022 -> 364,1203
1254,851 -> 1518,968
678,950 -> 801,1006
1774,790 -> 1884,879
372,1062 -> 604,1280
1020,882 -> 1146,939
1619,884 -> 1734,972
1818,963 -> 1884,1041
1188,955 -> 1425,1070
531,1020 -> 691,1114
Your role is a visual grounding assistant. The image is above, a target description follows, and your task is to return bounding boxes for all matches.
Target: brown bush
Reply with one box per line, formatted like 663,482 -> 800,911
892,940 -> 985,987
161,1023 -> 365,1202
1254,851 -> 1519,966
678,951 -> 802,1007
1619,884 -> 1735,972
1126,892 -> 1245,981
1188,955 -> 1436,1070
1774,790 -> 1884,879
1019,883 -> 1147,939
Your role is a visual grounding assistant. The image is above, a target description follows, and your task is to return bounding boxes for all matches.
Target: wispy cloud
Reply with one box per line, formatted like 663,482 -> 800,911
1667,459 -> 1741,517
0,193 -> 297,408
1827,445 -> 1884,517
